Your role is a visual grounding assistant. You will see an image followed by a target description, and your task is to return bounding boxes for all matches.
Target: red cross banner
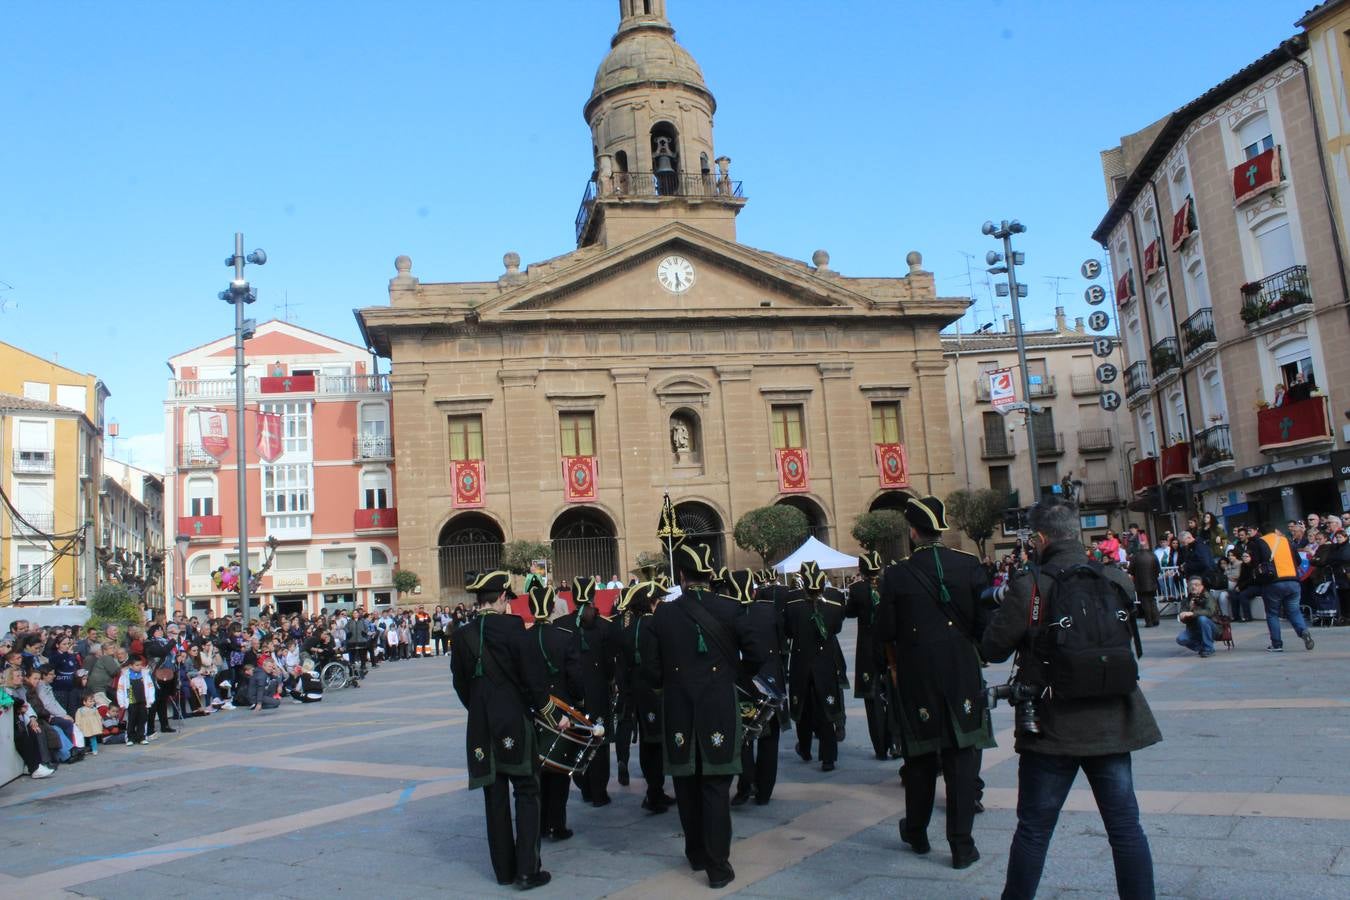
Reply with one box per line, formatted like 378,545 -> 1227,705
1170,197 -> 1195,251
562,456 -> 598,502
256,411 -> 283,463
1143,240 -> 1161,279
776,447 -> 809,493
876,443 -> 909,489
197,409 -> 230,459
452,459 -> 485,508
1233,146 -> 1281,205
1115,270 -> 1134,305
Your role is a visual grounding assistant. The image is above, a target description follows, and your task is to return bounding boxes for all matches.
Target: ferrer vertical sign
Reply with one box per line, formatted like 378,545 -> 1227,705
988,368 -> 1016,410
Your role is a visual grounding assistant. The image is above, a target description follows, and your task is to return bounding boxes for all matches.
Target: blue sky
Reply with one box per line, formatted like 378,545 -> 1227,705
1,1 -> 1308,472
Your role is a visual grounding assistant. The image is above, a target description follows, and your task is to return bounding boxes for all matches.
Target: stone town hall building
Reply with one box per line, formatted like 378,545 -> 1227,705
357,1 -> 969,601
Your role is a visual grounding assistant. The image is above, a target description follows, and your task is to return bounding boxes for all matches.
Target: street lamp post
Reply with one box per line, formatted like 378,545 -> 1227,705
982,219 -> 1041,501
174,533 -> 191,617
219,234 -> 266,627
348,552 -> 358,612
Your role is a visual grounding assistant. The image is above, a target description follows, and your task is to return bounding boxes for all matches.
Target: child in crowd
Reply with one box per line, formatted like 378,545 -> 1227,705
116,655 -> 155,745
74,692 -> 104,755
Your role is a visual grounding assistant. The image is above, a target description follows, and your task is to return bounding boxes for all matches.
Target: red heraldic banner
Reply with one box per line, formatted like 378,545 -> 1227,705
1233,146 -> 1281,204
452,459 -> 485,508
562,456 -> 598,503
1170,198 -> 1195,251
256,412 -> 283,463
1142,240 -> 1161,279
776,448 -> 809,493
876,443 -> 909,489
198,410 -> 230,459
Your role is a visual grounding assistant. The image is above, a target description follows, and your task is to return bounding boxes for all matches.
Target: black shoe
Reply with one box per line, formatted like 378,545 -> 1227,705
973,799 -> 985,814
514,871 -> 551,891
951,847 -> 981,870
730,789 -> 753,807
707,866 -> 735,889
1303,631 -> 1316,650
754,795 -> 772,806
659,792 -> 676,805
161,727 -> 177,734
641,797 -> 670,814
795,743 -> 811,762
548,827 -> 574,841
592,795 -> 612,808
898,818 -> 930,854
688,856 -> 707,872
617,763 -> 630,786
821,761 -> 835,772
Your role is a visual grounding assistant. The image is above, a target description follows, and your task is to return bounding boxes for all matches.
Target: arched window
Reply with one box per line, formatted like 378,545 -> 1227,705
437,513 -> 505,601
371,547 -> 390,566
188,554 -> 211,576
550,507 -> 619,585
650,121 -> 680,195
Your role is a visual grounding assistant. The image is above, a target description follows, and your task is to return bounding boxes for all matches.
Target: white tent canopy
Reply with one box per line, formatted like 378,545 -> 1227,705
773,536 -> 859,574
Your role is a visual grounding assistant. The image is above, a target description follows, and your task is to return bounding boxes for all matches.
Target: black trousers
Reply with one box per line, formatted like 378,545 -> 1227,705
539,770 -> 571,834
15,722 -> 54,772
672,744 -> 734,881
639,739 -> 666,802
573,741 -> 610,801
737,721 -> 780,802
864,693 -> 892,758
127,704 -> 148,743
903,744 -> 980,853
796,681 -> 838,764
1137,592 -> 1159,627
614,713 -> 633,767
482,771 -> 541,884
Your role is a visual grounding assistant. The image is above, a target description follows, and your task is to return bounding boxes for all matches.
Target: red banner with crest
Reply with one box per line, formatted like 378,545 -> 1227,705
562,456 -> 597,502
776,448 -> 809,493
452,459 -> 485,508
875,443 -> 909,488
1233,146 -> 1281,204
197,409 -> 230,459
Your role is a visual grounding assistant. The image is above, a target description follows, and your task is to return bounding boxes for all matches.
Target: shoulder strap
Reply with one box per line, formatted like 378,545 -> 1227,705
678,591 -> 739,667
463,619 -> 531,705
905,557 -> 976,642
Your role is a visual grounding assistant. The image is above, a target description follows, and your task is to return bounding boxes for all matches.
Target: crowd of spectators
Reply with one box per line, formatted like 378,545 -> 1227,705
1,603 -> 449,782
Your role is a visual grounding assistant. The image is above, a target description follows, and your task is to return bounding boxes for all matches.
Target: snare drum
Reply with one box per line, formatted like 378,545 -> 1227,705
737,675 -> 786,744
534,695 -> 605,775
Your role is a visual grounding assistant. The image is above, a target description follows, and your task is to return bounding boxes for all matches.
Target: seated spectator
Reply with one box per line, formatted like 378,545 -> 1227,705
249,660 -> 283,710
1177,576 -> 1221,658
290,660 -> 324,703
234,662 -> 257,709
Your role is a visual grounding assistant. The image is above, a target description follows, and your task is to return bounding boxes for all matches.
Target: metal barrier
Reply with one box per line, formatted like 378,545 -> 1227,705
1156,565 -> 1186,617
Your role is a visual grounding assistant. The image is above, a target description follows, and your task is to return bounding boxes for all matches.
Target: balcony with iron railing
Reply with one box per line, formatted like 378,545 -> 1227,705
12,448 -> 54,474
15,512 -> 55,533
1028,376 -> 1057,399
1125,360 -> 1151,402
1077,428 -> 1113,454
1071,374 -> 1102,396
172,373 -> 389,401
1193,424 -> 1234,472
980,435 -> 1015,459
9,573 -> 54,600
354,435 -> 394,460
1150,336 -> 1181,383
178,443 -> 220,468
1082,481 -> 1122,506
1030,430 -> 1065,457
1241,265 -> 1312,332
1180,307 -> 1216,363
576,171 -> 745,242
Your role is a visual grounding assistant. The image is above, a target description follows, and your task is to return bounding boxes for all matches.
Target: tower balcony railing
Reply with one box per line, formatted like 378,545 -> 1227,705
1125,360 -> 1151,402
1180,307 -> 1216,362
172,374 -> 389,400
576,171 -> 745,241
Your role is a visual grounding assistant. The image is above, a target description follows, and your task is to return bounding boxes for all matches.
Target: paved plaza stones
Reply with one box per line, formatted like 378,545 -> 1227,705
3,623 -> 1350,898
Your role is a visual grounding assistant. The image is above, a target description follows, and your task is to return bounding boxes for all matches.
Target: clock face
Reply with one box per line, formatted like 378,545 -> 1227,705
657,255 -> 695,294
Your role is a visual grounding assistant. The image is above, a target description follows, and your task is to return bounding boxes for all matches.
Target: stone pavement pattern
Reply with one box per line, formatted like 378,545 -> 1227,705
2,623 -> 1350,899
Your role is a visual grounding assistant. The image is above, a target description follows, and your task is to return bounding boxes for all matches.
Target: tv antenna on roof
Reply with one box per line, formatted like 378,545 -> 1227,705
274,291 -> 302,323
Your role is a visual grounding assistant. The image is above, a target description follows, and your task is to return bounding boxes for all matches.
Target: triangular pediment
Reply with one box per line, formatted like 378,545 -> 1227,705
476,223 -> 878,322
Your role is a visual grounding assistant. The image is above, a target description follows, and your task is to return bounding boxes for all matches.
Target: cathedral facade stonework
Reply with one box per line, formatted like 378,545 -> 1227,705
356,1 -> 969,600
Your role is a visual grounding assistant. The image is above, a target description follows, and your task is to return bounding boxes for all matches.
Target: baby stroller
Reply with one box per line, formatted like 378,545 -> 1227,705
1309,577 -> 1340,627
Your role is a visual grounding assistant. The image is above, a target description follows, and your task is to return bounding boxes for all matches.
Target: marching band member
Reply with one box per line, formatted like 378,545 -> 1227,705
527,580 -> 584,841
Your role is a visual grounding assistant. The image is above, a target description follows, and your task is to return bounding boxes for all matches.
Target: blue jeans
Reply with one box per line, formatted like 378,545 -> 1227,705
1002,751 -> 1155,900
1262,581 -> 1308,648
1176,615 -> 1215,654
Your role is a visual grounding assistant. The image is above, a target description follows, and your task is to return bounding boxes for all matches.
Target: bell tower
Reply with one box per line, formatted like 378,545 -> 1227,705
576,0 -> 746,248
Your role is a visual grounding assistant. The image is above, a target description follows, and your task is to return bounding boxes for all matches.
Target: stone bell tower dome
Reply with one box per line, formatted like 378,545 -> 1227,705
576,0 -> 746,248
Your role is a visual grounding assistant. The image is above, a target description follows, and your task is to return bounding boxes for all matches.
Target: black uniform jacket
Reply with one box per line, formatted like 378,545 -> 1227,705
641,588 -> 765,776
531,618 -> 584,708
783,588 -> 847,723
571,609 -> 616,743
877,544 -> 992,756
741,594 -> 786,695
450,611 -> 551,788
618,611 -> 663,743
845,578 -> 885,698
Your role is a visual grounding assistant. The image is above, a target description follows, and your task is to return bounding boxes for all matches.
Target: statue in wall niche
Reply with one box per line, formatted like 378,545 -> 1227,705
671,420 -> 692,458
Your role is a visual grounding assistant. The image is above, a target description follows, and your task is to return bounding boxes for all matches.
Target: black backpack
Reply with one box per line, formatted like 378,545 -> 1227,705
1029,560 -> 1141,700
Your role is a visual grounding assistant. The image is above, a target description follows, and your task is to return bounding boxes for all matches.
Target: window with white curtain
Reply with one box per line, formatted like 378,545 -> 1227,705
1254,217 -> 1296,276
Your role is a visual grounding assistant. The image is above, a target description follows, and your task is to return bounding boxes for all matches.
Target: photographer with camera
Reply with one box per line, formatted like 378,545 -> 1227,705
1176,575 -> 1221,658
981,501 -> 1161,900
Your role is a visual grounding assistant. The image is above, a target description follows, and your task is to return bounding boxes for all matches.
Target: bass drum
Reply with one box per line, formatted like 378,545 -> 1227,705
534,695 -> 605,775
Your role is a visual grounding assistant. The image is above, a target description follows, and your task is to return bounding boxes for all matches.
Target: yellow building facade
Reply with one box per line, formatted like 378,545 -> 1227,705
0,341 -> 107,604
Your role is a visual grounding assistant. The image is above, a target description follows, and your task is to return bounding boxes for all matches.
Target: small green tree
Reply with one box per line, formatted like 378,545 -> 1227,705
501,540 -> 552,575
946,487 -> 1006,557
87,582 -> 141,632
733,505 -> 809,567
633,549 -> 667,575
393,569 -> 421,601
851,509 -> 908,552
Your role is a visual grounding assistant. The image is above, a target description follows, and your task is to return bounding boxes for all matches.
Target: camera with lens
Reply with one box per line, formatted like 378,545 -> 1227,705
986,680 -> 1042,736
979,582 -> 1008,609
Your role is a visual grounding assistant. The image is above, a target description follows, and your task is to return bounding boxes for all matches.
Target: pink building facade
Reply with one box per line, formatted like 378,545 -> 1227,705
163,321 -> 400,618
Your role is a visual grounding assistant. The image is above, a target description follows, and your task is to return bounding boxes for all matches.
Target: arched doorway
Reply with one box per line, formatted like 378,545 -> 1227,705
437,513 -> 505,603
675,501 -> 725,569
775,495 -> 830,544
550,507 -> 619,586
868,491 -> 912,563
